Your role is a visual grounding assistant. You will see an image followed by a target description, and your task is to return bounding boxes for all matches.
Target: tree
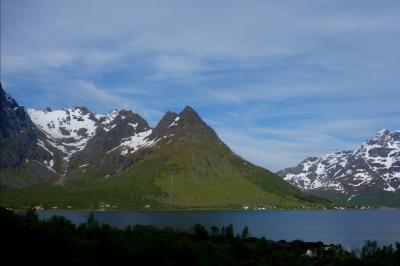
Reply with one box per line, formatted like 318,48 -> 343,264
361,240 -> 378,258
210,226 -> 219,238
25,207 -> 39,224
86,212 -> 99,227
192,224 -> 208,240
241,226 -> 249,239
395,242 -> 400,265
225,224 -> 234,239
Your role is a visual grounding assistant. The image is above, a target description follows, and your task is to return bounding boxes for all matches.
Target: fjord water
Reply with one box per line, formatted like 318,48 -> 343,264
39,210 -> 400,248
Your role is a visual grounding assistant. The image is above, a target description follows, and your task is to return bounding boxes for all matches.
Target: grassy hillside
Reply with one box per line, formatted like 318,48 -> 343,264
1,140 -> 328,210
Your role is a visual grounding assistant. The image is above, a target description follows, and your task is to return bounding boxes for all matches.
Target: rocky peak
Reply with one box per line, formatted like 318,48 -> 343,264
148,111 -> 178,140
177,106 -> 218,140
278,129 -> 400,201
374,129 -> 390,138
181,105 -> 197,115
179,106 -> 203,123
359,129 -> 400,153
115,110 -> 150,132
148,106 -> 219,144
1,85 -> 18,109
0,83 -> 50,169
72,106 -> 92,115
98,109 -> 150,134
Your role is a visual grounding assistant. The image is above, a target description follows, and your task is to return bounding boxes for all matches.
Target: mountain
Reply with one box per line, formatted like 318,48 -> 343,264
0,85 -> 327,210
277,130 -> 400,207
0,83 -> 59,187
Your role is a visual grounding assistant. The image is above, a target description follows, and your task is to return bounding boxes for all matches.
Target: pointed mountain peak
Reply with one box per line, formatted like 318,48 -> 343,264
180,106 -> 200,118
148,106 -> 220,144
373,129 -> 390,140
148,111 -> 178,139
0,83 -> 18,108
304,156 -> 319,162
179,106 -> 206,125
377,129 -> 390,135
72,106 -> 91,114
115,110 -> 150,130
116,109 -> 131,116
182,105 -> 196,113
0,81 -> 5,94
159,111 -> 179,124
98,108 -> 150,133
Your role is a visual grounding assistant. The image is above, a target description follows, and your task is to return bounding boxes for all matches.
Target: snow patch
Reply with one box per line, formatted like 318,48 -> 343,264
37,139 -> 54,156
347,194 -> 357,202
169,116 -> 180,127
106,129 -> 154,156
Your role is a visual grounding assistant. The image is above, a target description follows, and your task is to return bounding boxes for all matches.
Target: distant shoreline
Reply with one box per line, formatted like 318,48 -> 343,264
10,206 -> 400,212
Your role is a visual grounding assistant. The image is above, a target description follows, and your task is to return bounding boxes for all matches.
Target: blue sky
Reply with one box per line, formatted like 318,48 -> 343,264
1,0 -> 400,171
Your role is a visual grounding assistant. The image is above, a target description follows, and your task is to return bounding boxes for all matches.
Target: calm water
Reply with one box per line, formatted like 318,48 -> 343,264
39,210 -> 400,249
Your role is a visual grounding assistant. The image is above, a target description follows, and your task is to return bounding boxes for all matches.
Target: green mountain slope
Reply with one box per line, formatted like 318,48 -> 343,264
1,106 -> 328,210
1,142 -> 327,210
1,84 -> 328,210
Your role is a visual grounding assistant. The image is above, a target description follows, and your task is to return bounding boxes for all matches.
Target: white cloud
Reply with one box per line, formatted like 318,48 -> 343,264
75,80 -> 162,123
1,0 -> 399,169
76,81 -> 130,108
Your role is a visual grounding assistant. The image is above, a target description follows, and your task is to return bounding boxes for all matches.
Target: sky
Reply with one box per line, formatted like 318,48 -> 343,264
1,0 -> 400,171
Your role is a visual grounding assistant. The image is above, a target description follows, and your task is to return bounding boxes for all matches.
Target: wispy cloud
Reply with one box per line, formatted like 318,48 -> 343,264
76,80 -> 133,109
1,0 -> 399,169
75,80 -> 163,124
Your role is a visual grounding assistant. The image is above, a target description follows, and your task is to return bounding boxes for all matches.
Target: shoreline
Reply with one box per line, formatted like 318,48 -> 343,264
10,206 -> 400,212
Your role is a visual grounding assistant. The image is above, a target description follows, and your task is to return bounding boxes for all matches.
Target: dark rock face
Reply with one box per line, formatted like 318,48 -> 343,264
59,127 -> 71,136
76,111 -> 149,155
176,106 -> 220,141
0,83 -> 47,168
148,111 -> 179,141
0,83 -> 57,188
149,106 -> 220,145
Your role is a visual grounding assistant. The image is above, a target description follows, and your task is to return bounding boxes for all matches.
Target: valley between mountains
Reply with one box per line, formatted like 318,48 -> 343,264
1,83 -> 399,210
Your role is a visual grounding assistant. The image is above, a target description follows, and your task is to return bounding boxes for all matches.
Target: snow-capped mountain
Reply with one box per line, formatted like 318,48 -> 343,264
2,84 -> 327,209
1,84 -> 222,186
27,107 -> 154,161
27,107 -> 98,159
25,107 -> 158,176
277,130 -> 400,206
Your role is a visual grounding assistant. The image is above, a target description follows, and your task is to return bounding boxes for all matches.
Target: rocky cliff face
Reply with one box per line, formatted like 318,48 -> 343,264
0,84 -> 57,187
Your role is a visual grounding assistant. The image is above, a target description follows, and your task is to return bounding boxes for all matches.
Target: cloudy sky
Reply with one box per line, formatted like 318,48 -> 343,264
1,0 -> 400,171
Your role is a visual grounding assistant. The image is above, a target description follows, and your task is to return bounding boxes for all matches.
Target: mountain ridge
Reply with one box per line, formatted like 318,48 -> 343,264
277,130 -> 400,206
1,84 -> 326,210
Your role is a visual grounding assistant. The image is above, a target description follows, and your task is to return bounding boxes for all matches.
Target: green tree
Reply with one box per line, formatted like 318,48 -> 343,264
192,224 -> 208,240
361,240 -> 379,258
25,207 -> 39,224
86,212 -> 99,227
210,226 -> 219,238
241,226 -> 249,238
395,242 -> 400,266
225,224 -> 234,239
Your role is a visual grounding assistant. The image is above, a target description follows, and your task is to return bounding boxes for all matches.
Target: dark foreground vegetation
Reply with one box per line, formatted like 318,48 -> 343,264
1,207 -> 399,266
